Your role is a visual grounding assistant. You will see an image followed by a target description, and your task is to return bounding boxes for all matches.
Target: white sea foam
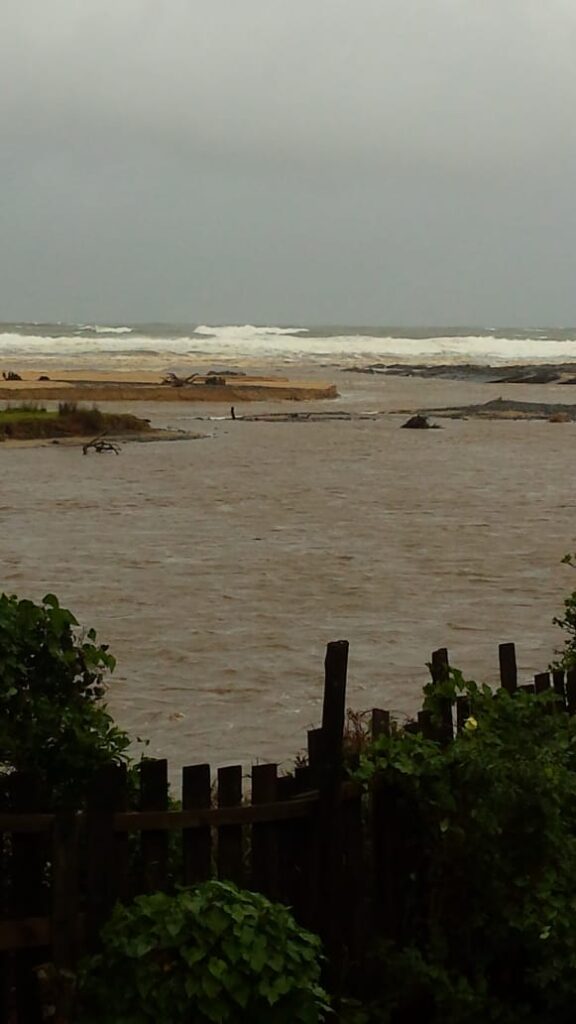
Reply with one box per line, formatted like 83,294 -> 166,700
79,325 -> 133,334
194,324 -> 309,338
1,324 -> 576,369
187,328 -> 576,364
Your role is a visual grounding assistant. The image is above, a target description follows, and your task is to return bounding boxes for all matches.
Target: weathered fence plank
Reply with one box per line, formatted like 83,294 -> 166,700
10,772 -> 46,1024
534,671 -> 551,694
430,648 -> 453,743
566,668 -> 576,715
317,640 -> 349,987
499,642 -> 518,693
182,764 -> 212,885
86,764 -> 128,950
371,708 -> 391,741
217,766 -> 244,885
456,695 -> 472,732
553,668 -> 566,709
519,683 -> 536,695
140,759 -> 169,894
251,764 -> 279,899
307,728 -> 326,786
50,812 -> 81,1022
51,812 -> 80,971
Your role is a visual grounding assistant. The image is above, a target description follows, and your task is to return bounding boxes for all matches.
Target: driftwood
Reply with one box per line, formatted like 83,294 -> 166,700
82,434 -> 121,455
161,372 -> 199,388
161,372 -> 227,387
2,371 -> 22,381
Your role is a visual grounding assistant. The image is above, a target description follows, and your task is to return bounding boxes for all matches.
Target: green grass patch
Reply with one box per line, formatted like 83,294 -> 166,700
0,403 -> 55,423
0,403 -> 151,440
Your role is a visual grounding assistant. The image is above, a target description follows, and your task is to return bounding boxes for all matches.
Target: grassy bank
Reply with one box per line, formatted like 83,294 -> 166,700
0,402 -> 151,441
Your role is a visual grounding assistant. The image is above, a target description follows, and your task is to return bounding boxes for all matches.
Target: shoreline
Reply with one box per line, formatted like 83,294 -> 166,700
0,429 -> 207,450
0,370 -> 338,403
346,361 -> 576,385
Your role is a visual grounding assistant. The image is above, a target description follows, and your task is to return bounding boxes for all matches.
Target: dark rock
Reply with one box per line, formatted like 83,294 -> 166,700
401,414 -> 438,429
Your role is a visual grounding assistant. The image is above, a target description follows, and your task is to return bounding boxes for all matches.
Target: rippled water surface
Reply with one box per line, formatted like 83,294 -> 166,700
2,373 -> 575,773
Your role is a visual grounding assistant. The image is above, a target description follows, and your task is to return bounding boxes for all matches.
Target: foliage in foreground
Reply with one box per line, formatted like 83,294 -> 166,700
553,552 -> 576,669
0,592 -> 130,803
78,881 -> 329,1024
353,669 -> 576,1024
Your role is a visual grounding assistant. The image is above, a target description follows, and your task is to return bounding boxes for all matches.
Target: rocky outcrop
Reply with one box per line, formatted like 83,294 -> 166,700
419,398 -> 576,421
401,414 -> 439,429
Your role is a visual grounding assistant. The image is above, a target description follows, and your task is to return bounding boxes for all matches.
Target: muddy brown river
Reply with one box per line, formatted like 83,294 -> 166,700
2,371 -> 575,775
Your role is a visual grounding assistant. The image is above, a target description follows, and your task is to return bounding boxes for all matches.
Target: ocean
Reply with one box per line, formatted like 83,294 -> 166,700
2,322 -> 576,369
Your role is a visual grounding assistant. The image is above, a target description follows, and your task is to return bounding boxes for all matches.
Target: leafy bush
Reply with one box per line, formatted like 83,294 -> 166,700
553,552 -> 576,668
354,671 -> 576,1024
1,401 -> 47,415
78,881 -> 329,1024
58,401 -> 78,415
0,592 -> 130,803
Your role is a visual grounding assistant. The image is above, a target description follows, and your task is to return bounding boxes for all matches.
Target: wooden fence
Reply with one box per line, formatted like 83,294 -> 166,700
1,639 -> 575,1021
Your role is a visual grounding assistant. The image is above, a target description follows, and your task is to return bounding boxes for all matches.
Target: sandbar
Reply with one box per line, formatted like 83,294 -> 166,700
0,370 -> 338,403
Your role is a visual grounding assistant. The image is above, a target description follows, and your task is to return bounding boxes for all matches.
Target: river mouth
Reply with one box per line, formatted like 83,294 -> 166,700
1,369 -> 573,775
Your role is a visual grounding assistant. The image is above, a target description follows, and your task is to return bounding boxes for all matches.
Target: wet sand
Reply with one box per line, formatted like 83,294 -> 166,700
2,369 -> 576,773
0,369 -> 337,403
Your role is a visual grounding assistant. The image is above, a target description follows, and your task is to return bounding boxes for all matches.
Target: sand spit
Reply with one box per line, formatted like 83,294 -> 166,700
196,401 -> 576,425
0,371 -> 338,403
349,362 -> 576,385
0,429 -> 207,450
419,398 -> 576,421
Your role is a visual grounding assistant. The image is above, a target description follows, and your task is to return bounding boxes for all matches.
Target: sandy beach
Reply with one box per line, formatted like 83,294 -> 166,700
0,369 -> 338,403
2,362 -> 576,772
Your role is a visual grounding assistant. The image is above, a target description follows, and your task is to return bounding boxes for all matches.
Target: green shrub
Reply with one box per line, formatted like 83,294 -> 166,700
354,671 -> 576,1024
553,552 -> 576,669
0,592 -> 130,804
58,401 -> 78,415
78,881 -> 329,1024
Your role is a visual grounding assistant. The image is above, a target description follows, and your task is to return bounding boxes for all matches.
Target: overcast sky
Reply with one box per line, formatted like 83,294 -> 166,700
1,0 -> 576,326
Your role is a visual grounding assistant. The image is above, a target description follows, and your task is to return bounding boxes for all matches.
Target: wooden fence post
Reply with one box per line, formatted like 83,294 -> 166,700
182,764 -> 212,885
217,766 -> 244,885
534,672 -> 551,694
51,811 -> 80,1023
278,771 -> 316,928
140,760 -> 169,894
371,708 -> 391,741
251,764 -> 279,899
553,669 -> 566,710
86,764 -> 128,950
430,648 -> 453,743
499,643 -> 518,693
456,695 -> 472,732
307,729 -> 326,787
10,772 -> 46,1024
566,668 -> 576,715
316,640 -> 348,988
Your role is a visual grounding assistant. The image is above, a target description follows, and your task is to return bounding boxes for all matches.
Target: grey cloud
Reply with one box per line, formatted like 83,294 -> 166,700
1,0 -> 576,323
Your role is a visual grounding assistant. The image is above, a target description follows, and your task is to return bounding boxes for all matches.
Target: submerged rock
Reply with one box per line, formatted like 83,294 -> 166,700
401,414 -> 439,430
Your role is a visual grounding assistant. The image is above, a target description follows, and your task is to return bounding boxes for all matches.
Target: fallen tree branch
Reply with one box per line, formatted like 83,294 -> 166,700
82,433 -> 121,455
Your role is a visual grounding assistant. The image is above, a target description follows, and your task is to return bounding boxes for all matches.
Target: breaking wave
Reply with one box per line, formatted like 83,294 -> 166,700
1,322 -> 576,368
